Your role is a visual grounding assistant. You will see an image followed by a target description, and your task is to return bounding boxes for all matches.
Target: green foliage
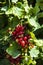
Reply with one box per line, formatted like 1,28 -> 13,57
37,12 -> 43,18
12,0 -> 18,3
34,26 -> 43,39
34,39 -> 43,46
6,41 -> 21,59
0,0 -> 43,65
6,6 -> 25,19
0,59 -> 11,65
28,17 -> 40,29
29,46 -> 39,58
33,3 -> 40,15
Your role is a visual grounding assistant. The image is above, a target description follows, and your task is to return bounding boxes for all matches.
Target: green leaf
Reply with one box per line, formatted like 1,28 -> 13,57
36,0 -> 43,2
36,0 -> 43,10
0,59 -> 11,65
33,3 -> 40,15
6,6 -> 25,19
16,2 -> 23,8
12,0 -> 18,3
0,14 -> 8,30
29,32 -> 36,39
34,39 -> 43,46
34,26 -> 43,39
13,7 -> 24,19
39,3 -> 43,10
6,42 -> 21,59
29,46 -> 39,58
1,6 -> 8,12
37,12 -> 43,18
28,17 -> 40,29
9,16 -> 19,28
41,53 -> 43,57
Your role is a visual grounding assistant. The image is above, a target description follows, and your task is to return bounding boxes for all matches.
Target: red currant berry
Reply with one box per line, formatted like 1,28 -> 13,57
25,40 -> 28,44
12,31 -> 16,35
23,36 -> 27,41
28,35 -> 31,39
20,40 -> 26,47
19,37 -> 23,41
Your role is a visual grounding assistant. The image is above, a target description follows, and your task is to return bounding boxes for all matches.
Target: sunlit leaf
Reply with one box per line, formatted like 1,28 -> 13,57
29,46 -> 39,57
6,6 -> 25,19
29,17 -> 40,29
34,39 -> 43,46
12,0 -> 18,3
6,42 -> 21,59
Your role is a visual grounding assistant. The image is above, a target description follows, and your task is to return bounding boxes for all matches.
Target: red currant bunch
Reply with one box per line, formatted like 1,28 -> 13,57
8,55 -> 22,65
16,35 -> 31,47
12,24 -> 31,47
12,25 -> 25,39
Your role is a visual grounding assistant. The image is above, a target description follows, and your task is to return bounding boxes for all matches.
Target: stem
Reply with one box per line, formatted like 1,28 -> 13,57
8,0 -> 11,8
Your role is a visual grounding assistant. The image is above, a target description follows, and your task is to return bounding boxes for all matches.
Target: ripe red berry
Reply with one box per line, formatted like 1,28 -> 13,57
12,31 -> 16,35
8,55 -> 21,64
19,37 -> 23,41
16,25 -> 24,32
12,25 -> 25,39
23,36 -> 27,41
27,35 -> 31,39
18,31 -> 24,35
20,40 -> 26,47
25,40 -> 28,44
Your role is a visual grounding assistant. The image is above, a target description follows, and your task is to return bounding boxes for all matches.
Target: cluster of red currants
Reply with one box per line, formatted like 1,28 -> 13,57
12,25 -> 24,38
7,55 -> 21,65
16,35 -> 31,47
12,25 -> 31,47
